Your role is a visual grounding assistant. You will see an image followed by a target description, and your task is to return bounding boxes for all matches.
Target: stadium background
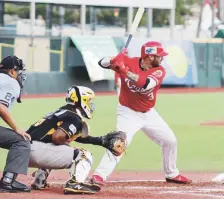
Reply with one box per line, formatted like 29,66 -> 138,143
0,1 -> 224,199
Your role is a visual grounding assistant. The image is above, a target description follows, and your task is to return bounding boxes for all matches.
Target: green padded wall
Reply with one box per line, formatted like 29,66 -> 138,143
207,43 -> 223,87
50,38 -> 61,71
194,41 -> 223,88
194,43 -> 208,87
0,37 -> 14,59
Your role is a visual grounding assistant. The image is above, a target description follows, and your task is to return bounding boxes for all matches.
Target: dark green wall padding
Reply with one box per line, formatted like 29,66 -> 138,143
0,37 -> 14,59
194,42 -> 223,87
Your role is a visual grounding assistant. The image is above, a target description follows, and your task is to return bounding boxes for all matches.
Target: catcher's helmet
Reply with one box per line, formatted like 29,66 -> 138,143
141,41 -> 168,59
65,85 -> 95,119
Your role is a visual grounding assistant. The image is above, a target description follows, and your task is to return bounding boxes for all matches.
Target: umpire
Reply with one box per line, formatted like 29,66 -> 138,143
0,56 -> 31,193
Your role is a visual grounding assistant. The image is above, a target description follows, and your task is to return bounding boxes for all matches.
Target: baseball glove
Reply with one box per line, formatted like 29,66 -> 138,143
101,131 -> 127,156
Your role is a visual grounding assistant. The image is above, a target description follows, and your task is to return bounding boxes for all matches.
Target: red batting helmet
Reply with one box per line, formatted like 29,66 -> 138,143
141,41 -> 168,59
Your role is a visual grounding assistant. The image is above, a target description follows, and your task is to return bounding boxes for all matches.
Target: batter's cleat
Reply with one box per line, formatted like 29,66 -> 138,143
63,179 -> 101,194
90,174 -> 105,186
0,180 -> 30,193
31,169 -> 50,190
166,174 -> 192,184
212,173 -> 224,183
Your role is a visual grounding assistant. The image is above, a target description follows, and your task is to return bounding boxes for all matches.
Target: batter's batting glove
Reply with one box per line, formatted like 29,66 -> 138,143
111,60 -> 129,75
110,54 -> 129,75
101,131 -> 127,156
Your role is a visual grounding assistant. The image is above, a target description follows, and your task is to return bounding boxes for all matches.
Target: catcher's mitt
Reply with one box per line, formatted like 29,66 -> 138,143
101,131 -> 127,156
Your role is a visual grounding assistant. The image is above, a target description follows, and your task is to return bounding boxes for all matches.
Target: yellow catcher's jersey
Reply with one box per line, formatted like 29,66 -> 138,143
27,108 -> 83,143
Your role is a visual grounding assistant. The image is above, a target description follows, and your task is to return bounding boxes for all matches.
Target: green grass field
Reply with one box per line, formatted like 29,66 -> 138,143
0,92 -> 224,172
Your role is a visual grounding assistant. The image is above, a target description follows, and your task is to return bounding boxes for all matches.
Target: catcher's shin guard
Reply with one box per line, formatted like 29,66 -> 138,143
31,169 -> 51,190
69,148 -> 93,183
64,179 -> 101,194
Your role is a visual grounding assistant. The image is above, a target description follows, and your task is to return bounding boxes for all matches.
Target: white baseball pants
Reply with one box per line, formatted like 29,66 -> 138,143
94,104 -> 179,180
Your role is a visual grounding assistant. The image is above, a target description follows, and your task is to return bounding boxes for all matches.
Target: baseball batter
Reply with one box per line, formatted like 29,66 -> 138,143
90,41 -> 192,185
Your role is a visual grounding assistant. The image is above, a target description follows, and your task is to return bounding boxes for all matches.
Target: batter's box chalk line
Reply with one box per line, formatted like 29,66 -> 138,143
104,179 -> 223,185
110,186 -> 178,190
159,191 -> 224,199
108,179 -> 165,183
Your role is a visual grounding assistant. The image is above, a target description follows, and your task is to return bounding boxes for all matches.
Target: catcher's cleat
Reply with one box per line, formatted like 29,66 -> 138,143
90,174 -> 105,186
166,174 -> 192,184
64,179 -> 101,194
31,169 -> 50,190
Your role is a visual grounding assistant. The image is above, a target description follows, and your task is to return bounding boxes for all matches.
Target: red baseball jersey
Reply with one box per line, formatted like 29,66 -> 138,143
115,72 -> 120,86
119,56 -> 166,112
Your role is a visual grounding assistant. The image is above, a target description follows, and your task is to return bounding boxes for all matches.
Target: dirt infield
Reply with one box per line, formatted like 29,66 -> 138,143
1,171 -> 224,199
200,120 -> 224,127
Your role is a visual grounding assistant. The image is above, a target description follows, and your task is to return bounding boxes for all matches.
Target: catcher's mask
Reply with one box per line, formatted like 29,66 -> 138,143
0,55 -> 27,103
0,55 -> 27,90
65,85 -> 95,119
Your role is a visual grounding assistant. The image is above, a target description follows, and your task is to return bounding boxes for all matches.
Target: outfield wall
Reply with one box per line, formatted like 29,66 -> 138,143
23,71 -> 115,94
0,36 -> 223,94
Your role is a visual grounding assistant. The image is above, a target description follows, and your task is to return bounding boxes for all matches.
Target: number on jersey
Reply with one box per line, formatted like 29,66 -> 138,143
34,118 -> 46,127
5,93 -> 12,101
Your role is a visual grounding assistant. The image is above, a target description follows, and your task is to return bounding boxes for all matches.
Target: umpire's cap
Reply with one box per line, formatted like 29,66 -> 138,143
0,55 -> 24,70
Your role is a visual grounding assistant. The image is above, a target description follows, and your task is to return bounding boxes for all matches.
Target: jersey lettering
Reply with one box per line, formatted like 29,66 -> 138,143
152,70 -> 163,78
125,78 -> 155,100
34,118 -> 46,127
5,93 -> 12,101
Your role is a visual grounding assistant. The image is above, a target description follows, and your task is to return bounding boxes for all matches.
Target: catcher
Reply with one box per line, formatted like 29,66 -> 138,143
27,85 -> 127,194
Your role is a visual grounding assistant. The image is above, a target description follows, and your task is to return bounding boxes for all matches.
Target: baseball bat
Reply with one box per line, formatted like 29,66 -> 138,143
124,7 -> 145,49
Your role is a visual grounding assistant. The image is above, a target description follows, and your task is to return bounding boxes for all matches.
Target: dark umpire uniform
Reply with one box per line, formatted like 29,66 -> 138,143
0,56 -> 31,193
